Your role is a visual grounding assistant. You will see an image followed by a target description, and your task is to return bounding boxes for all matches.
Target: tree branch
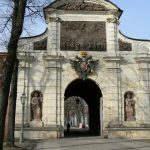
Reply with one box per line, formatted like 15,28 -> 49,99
0,17 -> 12,33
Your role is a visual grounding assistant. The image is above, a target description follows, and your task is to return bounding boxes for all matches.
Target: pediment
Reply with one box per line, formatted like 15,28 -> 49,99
45,0 -> 121,12
57,1 -> 108,11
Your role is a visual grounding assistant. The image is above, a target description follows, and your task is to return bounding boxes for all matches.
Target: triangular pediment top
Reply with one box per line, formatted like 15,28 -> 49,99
45,0 -> 122,12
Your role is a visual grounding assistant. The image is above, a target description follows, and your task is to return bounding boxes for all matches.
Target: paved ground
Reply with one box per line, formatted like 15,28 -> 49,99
34,137 -> 150,150
3,128 -> 150,150
3,141 -> 36,150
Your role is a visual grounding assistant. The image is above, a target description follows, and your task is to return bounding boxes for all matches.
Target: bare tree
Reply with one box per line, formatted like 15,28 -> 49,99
0,1 -> 27,149
0,0 -> 53,149
0,0 -> 51,49
6,59 -> 19,146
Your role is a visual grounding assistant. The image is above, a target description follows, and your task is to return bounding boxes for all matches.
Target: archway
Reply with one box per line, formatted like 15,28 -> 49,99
64,78 -> 102,136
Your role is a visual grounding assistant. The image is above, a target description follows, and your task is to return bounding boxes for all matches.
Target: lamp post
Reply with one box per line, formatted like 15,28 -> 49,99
19,92 -> 26,143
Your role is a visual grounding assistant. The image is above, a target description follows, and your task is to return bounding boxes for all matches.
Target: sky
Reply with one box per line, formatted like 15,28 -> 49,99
30,0 -> 150,40
111,0 -> 150,40
1,0 -> 150,50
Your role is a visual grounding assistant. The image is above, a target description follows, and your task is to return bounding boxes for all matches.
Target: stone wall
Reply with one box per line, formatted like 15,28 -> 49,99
15,0 -> 150,139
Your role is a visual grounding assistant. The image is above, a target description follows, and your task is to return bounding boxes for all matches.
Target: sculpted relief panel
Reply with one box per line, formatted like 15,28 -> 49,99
119,39 -> 132,51
33,37 -> 47,50
60,21 -> 107,51
58,1 -> 108,11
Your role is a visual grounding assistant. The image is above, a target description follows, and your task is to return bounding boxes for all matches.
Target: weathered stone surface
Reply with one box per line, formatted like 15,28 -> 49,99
60,21 -> 106,51
33,37 -> 47,50
12,0 -> 150,140
119,39 -> 132,51
30,120 -> 43,127
57,1 -> 108,11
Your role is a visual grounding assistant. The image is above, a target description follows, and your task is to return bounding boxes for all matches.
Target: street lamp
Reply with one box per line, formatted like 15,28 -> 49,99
19,92 -> 27,143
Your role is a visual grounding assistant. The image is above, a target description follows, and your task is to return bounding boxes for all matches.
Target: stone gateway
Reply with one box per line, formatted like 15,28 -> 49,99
12,0 -> 150,139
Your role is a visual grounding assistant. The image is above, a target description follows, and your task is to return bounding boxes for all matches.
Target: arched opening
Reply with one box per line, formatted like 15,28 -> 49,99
64,78 -> 102,137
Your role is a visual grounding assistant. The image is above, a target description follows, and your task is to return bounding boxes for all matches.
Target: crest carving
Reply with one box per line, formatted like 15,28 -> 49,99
70,52 -> 99,80
58,2 -> 108,11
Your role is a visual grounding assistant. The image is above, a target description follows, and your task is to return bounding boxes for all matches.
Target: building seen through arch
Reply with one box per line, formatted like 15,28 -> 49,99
64,96 -> 89,128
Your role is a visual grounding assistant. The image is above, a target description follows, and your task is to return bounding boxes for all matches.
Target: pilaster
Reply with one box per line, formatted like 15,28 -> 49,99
103,56 -> 123,126
47,17 -> 61,55
42,54 -> 64,129
134,55 -> 150,123
17,52 -> 35,126
106,16 -> 119,53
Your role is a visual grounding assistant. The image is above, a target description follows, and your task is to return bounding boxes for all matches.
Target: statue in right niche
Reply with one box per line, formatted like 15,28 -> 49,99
124,91 -> 136,121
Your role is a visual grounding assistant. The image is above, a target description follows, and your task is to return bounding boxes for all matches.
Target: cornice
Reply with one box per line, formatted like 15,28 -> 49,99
103,56 -> 123,62
134,57 -> 150,63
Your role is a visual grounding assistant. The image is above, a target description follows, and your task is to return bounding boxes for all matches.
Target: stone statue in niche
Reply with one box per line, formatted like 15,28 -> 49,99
124,91 -> 136,121
30,90 -> 43,127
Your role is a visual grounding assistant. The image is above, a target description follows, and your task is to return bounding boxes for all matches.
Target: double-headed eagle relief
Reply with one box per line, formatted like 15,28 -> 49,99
70,52 -> 99,80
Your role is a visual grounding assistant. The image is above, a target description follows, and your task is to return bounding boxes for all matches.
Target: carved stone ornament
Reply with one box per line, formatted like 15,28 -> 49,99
107,17 -> 119,24
119,39 -> 132,51
60,21 -> 107,51
33,37 -> 47,50
57,1 -> 108,11
17,53 -> 34,62
48,17 -> 61,22
70,52 -> 99,80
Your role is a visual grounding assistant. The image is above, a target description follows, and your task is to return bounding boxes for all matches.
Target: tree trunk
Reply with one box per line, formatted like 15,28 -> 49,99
0,0 -> 27,149
6,59 -> 19,146
0,51 -> 16,149
4,97 -> 10,141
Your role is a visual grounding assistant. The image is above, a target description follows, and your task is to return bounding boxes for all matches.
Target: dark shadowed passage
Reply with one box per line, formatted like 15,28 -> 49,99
64,79 -> 102,137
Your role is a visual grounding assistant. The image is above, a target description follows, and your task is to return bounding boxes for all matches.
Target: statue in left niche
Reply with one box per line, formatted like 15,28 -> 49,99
124,91 -> 136,121
30,90 -> 43,127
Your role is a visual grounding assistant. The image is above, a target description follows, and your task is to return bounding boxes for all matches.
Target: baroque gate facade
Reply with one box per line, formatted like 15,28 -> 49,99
14,0 -> 150,139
